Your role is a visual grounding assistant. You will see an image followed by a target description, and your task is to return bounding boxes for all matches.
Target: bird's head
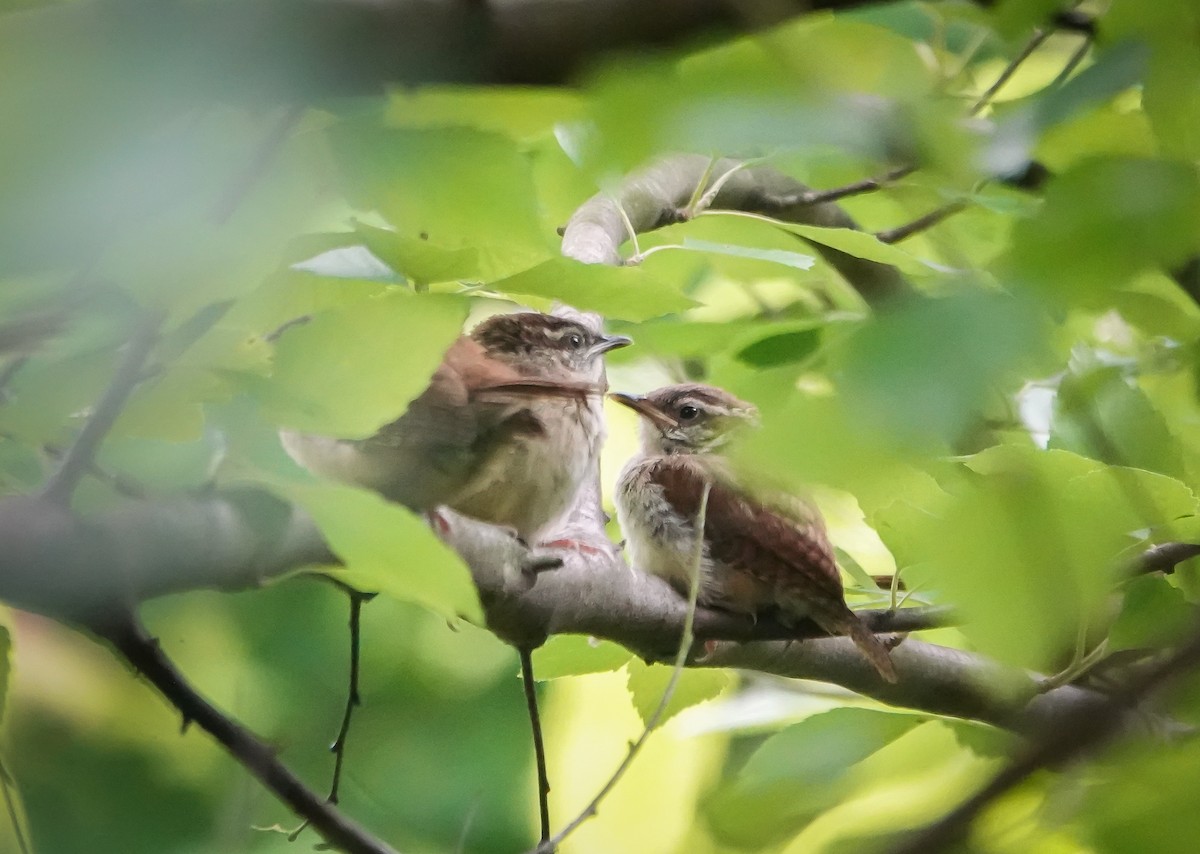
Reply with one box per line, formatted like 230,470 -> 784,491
471,312 -> 631,382
611,383 -> 759,455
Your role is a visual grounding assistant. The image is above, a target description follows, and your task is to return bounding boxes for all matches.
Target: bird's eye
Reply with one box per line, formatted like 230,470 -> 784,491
567,333 -> 583,348
678,405 -> 699,420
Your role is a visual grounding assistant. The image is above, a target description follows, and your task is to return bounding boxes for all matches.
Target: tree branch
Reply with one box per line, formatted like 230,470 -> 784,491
0,486 -> 1166,735
93,614 -> 399,854
889,615 -> 1200,854
561,154 -> 913,306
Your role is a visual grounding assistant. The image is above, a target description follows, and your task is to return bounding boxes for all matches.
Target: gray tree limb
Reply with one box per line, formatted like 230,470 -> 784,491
562,154 -> 912,304
0,488 -> 1160,736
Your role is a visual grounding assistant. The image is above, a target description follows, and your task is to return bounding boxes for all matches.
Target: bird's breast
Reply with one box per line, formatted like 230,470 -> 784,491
450,397 -> 602,540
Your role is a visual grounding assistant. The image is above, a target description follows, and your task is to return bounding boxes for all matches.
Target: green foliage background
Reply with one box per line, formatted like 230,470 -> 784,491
2,0 -> 1200,852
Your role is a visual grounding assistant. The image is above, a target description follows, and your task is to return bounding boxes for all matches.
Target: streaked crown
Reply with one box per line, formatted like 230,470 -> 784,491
470,312 -> 630,380
613,383 -> 759,454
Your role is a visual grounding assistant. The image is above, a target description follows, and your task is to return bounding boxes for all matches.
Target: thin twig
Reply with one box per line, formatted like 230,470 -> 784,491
534,484 -> 712,854
875,201 -> 969,244
95,614 -> 399,854
40,442 -> 148,500
41,315 -> 160,505
970,27 -> 1051,115
1050,32 -> 1093,89
330,588 -> 372,805
790,165 -> 915,207
889,617 -> 1200,854
521,646 -> 552,846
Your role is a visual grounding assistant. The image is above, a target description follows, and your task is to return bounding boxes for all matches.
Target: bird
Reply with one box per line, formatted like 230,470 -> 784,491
611,383 -> 897,682
281,310 -> 630,543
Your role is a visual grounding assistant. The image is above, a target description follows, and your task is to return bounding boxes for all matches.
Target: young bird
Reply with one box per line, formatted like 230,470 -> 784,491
282,311 -> 630,542
612,384 -> 897,682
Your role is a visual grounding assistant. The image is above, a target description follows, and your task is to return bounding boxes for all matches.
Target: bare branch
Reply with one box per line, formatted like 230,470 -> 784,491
970,27 -> 1051,115
875,201 -> 970,245
520,647 -> 552,847
1133,542 -> 1200,576
93,614 -> 400,854
41,315 -> 159,505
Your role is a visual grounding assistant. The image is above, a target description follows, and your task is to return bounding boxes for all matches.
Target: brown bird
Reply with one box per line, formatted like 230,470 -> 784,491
612,383 -> 897,682
282,311 -> 630,542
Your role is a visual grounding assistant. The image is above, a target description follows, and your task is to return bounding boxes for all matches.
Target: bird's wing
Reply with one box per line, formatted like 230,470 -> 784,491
648,455 -> 844,601
358,337 -> 594,508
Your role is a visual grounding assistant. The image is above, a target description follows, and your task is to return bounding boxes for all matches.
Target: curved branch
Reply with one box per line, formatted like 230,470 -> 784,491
0,487 -> 1155,735
95,614 -> 398,854
562,154 -> 913,305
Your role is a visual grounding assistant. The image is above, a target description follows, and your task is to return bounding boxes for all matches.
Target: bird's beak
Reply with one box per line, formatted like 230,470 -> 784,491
588,334 -> 632,359
609,392 -> 677,429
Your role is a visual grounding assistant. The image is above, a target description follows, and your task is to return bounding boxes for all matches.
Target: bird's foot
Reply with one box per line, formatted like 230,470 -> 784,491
426,509 -> 452,537
539,537 -> 609,557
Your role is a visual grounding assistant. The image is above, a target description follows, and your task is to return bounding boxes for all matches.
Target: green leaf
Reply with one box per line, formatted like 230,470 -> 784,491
1108,0 -> 1200,160
260,290 -> 466,437
531,635 -> 633,680
836,290 -> 1048,450
1005,156 -> 1200,300
1050,367 -> 1188,480
880,445 -> 1193,669
354,223 -> 480,285
679,238 -> 815,271
771,221 -> 937,275
385,87 -> 584,141
1109,575 -> 1194,652
706,708 -> 922,847
735,325 -> 822,367
625,660 -> 732,727
491,257 -> 695,321
329,121 -> 552,276
283,483 -> 483,623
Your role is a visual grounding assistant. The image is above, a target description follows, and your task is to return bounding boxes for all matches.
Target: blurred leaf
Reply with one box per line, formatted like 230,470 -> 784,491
1080,738 -> 1200,854
0,620 -> 9,721
625,660 -> 731,727
836,290 -> 1048,450
329,121 -> 552,276
259,290 -> 466,437
284,483 -> 483,623
1050,367 -> 1188,480
1109,0 -> 1200,160
706,708 -> 923,847
386,87 -> 584,140
878,445 -> 1190,669
983,41 -> 1148,178
1109,575 -> 1194,652
96,435 -> 222,492
607,319 -> 763,362
1005,156 -> 1200,299
492,257 -> 695,321
532,635 -> 633,680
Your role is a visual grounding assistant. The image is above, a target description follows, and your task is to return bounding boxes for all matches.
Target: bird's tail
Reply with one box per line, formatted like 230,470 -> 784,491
813,606 -> 898,683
